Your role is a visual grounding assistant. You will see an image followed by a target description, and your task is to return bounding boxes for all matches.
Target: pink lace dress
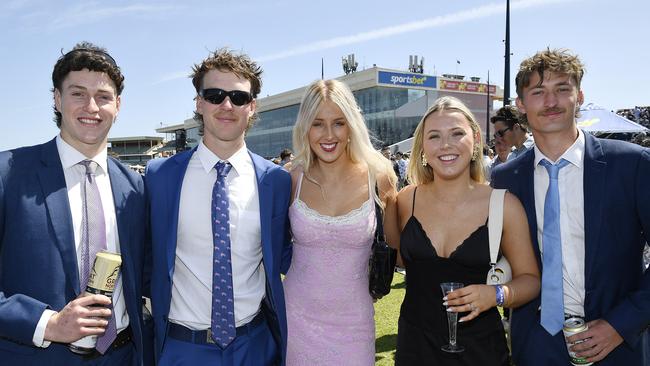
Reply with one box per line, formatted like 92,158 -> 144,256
283,173 -> 376,365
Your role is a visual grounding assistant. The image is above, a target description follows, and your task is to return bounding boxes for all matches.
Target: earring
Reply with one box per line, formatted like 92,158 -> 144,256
421,153 -> 428,167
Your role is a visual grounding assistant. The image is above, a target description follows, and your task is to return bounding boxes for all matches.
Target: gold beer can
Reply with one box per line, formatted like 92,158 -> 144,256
563,317 -> 593,366
68,251 -> 122,355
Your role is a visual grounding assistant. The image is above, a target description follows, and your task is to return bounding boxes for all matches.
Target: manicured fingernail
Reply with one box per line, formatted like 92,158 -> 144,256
442,301 -> 448,306
459,319 -> 465,323
442,296 -> 448,301
446,308 -> 453,312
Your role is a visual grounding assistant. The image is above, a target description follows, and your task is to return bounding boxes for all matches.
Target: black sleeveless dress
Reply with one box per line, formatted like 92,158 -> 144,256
395,188 -> 510,366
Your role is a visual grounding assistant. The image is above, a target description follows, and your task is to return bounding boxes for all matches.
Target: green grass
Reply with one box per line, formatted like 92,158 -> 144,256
374,273 -> 406,365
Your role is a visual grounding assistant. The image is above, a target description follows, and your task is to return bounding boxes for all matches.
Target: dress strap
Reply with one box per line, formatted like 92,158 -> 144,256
411,187 -> 418,216
294,171 -> 304,201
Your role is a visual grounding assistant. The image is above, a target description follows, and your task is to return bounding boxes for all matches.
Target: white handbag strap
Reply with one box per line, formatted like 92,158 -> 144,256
488,189 -> 507,265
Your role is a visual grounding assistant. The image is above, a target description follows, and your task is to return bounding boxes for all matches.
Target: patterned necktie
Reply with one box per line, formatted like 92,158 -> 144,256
539,158 -> 570,335
79,160 -> 106,290
78,160 -> 117,353
211,161 -> 235,348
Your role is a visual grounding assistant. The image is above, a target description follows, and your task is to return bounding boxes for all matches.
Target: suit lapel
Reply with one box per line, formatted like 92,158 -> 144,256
582,134 -> 607,283
107,158 -> 136,299
514,151 -> 542,265
250,152 -> 273,275
166,149 -> 196,279
37,139 -> 80,295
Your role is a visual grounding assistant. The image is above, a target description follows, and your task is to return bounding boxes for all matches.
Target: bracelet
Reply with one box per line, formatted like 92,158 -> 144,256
494,284 -> 505,306
506,285 -> 514,307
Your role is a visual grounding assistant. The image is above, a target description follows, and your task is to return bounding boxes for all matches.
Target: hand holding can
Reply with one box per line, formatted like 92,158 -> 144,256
563,317 -> 593,366
68,252 -> 122,355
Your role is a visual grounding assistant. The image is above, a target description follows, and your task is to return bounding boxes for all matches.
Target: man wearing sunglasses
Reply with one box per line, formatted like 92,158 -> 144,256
146,48 -> 291,366
491,105 -> 534,162
0,42 -> 149,365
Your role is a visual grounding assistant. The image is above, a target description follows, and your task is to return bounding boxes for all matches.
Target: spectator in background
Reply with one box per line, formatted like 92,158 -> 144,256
491,105 -> 535,161
483,145 -> 494,181
491,138 -> 511,173
279,148 -> 293,169
396,151 -> 408,188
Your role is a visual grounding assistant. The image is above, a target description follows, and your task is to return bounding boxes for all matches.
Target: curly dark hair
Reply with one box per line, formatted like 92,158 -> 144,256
51,42 -> 124,127
191,47 -> 263,135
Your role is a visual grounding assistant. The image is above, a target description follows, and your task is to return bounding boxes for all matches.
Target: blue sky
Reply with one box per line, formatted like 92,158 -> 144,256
1,0 -> 648,151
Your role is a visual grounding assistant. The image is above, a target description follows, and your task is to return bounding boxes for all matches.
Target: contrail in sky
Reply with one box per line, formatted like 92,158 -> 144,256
154,0 -> 576,84
257,0 -> 577,62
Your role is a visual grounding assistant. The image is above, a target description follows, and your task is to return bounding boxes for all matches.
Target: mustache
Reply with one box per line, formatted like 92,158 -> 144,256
538,108 -> 565,116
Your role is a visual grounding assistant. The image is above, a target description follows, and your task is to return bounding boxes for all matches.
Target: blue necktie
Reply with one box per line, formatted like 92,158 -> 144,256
539,158 -> 570,335
211,161 -> 235,348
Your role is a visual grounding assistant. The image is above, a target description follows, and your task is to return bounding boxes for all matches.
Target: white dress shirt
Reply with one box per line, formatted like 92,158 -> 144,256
534,129 -> 586,317
33,135 -> 128,347
169,141 -> 264,329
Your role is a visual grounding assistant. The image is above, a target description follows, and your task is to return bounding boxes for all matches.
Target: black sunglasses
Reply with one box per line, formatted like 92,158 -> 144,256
199,88 -> 253,106
495,126 -> 513,138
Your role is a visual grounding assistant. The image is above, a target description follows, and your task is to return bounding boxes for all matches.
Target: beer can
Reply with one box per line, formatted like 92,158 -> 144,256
86,252 -> 122,296
563,317 -> 593,366
69,252 -> 122,355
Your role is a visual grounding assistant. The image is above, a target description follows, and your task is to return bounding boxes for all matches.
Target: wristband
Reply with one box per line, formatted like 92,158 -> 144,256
494,284 -> 505,306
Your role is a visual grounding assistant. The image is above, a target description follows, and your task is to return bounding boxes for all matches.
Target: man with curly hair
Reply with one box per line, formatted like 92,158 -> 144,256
146,48 -> 292,365
0,42 -> 149,365
492,48 -> 650,365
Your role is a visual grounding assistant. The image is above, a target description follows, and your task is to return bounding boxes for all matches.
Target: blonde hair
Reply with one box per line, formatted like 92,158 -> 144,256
407,96 -> 485,185
292,79 -> 397,208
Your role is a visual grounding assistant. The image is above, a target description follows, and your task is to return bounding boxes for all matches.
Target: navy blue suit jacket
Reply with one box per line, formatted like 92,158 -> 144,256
145,148 -> 292,364
492,132 -> 650,365
0,138 -> 148,365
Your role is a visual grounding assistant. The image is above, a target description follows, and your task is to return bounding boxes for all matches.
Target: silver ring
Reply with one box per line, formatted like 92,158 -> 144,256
470,303 -> 476,312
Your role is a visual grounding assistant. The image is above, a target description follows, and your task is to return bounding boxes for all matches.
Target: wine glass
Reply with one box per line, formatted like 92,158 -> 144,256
440,282 -> 465,353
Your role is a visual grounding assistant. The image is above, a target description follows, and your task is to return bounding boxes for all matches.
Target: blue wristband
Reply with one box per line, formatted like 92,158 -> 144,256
494,285 -> 505,306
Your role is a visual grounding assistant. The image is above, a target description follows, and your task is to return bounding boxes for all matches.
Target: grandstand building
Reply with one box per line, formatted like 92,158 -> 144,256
157,66 -> 503,158
108,136 -> 164,166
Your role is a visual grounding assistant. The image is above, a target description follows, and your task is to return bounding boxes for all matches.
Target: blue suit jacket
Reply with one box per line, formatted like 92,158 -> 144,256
145,148 -> 292,364
492,132 -> 650,365
0,138 -> 148,365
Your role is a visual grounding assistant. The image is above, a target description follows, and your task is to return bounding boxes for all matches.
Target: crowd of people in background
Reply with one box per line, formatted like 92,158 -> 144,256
618,106 -> 650,129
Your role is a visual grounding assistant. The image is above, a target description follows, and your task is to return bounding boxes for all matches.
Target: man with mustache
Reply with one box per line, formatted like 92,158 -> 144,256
492,48 -> 649,365
146,48 -> 291,365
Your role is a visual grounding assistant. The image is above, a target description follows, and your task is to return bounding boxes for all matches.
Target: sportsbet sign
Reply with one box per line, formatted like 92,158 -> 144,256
377,70 -> 436,89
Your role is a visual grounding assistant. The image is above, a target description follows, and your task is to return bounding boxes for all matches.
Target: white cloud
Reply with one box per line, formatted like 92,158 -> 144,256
154,0 -> 577,84
152,70 -> 191,85
257,0 -> 577,62
49,2 -> 182,30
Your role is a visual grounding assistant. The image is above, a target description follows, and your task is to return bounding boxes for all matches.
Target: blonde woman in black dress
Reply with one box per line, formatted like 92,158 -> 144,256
394,96 -> 540,365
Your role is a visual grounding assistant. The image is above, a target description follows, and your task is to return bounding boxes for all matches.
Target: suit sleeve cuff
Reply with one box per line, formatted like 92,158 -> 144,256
33,309 -> 56,348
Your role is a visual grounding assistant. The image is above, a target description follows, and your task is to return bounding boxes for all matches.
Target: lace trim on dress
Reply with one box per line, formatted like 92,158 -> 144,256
293,198 -> 373,224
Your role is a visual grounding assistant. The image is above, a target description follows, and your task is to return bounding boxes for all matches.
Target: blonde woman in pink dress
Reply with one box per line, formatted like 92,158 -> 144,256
282,80 -> 399,365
